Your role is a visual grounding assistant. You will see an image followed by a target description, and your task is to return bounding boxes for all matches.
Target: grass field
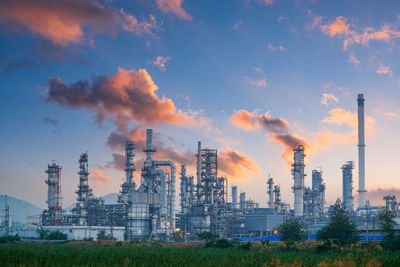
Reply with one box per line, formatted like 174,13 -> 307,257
0,241 -> 398,267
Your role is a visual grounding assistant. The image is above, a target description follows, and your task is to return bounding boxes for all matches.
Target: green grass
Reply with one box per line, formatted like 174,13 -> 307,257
0,242 -> 400,267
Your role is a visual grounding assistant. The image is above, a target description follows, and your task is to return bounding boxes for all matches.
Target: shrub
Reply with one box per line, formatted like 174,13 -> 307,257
205,238 -> 235,248
0,235 -> 21,243
239,241 -> 252,250
47,231 -> 68,240
315,239 -> 340,253
197,231 -> 219,241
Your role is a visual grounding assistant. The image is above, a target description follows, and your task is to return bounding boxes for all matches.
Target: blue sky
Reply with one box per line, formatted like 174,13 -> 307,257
1,0 -> 400,209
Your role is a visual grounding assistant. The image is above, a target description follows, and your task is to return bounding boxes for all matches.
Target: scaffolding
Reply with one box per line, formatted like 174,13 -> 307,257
292,145 -> 306,217
342,161 -> 354,213
42,161 -> 63,226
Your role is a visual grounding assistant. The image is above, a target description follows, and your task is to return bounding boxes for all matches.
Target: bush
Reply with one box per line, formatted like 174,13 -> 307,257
315,239 -> 340,253
239,241 -> 252,250
0,235 -> 21,243
47,231 -> 68,240
205,238 -> 235,248
197,231 -> 219,241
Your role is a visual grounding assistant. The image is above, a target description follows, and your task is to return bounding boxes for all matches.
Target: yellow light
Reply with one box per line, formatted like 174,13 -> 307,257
273,229 -> 278,235
176,228 -> 181,232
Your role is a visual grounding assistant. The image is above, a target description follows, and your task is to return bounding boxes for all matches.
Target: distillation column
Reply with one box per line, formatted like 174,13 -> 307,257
342,161 -> 354,212
231,185 -> 237,209
267,177 -> 274,209
311,169 -> 324,217
119,141 -> 136,203
45,161 -> 63,225
292,145 -> 305,217
357,94 -> 367,208
76,152 -> 92,226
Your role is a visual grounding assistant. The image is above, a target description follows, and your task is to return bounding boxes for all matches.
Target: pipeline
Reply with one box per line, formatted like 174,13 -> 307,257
154,160 -> 176,230
151,169 -> 167,215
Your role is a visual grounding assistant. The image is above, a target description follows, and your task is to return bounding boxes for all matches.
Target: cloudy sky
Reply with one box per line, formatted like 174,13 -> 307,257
1,0 -> 400,209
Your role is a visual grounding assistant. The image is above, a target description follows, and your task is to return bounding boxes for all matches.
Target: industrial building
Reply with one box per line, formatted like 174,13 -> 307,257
1,93 -> 398,241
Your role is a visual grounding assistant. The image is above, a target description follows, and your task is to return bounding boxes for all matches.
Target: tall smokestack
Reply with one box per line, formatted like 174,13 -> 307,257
357,93 -> 366,207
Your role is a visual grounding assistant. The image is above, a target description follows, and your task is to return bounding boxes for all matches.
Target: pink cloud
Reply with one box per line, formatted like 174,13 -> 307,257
152,56 -> 171,71
0,0 -> 156,46
156,0 -> 192,20
46,67 -> 209,127
376,63 -> 393,75
320,93 -> 339,106
267,43 -> 285,51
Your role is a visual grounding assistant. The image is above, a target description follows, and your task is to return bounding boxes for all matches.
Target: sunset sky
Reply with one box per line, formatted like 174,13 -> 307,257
1,0 -> 400,209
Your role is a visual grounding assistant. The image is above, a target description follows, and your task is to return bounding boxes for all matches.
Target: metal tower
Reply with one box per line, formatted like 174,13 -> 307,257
292,145 -> 305,217
342,161 -> 354,212
119,141 -> 136,204
45,161 -> 63,225
75,152 -> 92,226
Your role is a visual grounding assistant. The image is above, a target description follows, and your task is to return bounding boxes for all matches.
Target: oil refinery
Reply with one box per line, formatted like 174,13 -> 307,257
2,93 -> 399,241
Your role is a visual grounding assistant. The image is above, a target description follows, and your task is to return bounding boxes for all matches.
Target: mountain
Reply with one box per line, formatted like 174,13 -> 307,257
101,193 -> 119,204
0,195 -> 42,224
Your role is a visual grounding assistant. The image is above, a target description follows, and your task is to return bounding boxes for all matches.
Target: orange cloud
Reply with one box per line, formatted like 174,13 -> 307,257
152,56 -> 171,71
90,169 -> 111,188
219,147 -> 261,180
46,67 -> 208,127
156,0 -> 192,20
376,63 -> 393,75
311,14 -> 400,49
321,108 -> 375,135
231,110 -> 290,133
0,0 -> 156,46
271,134 -> 310,160
320,16 -> 352,37
348,52 -> 360,69
320,93 -> 339,106
244,77 -> 267,87
231,109 -> 308,161
231,107 -> 375,164
308,130 -> 355,155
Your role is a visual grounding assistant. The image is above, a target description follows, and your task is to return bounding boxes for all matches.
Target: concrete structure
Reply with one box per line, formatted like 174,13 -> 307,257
43,225 -> 125,241
357,94 -> 367,208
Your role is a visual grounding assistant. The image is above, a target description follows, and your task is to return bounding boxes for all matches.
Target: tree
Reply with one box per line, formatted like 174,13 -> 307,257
197,231 -> 219,241
378,207 -> 397,249
47,231 -> 67,240
97,229 -> 114,240
277,219 -> 303,243
317,198 -> 359,245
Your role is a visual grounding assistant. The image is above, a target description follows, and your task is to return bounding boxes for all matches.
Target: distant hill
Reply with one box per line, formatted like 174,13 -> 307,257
0,195 -> 42,224
101,193 -> 119,204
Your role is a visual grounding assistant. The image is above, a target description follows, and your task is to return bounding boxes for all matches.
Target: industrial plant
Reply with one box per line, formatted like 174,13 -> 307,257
2,93 -> 399,241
